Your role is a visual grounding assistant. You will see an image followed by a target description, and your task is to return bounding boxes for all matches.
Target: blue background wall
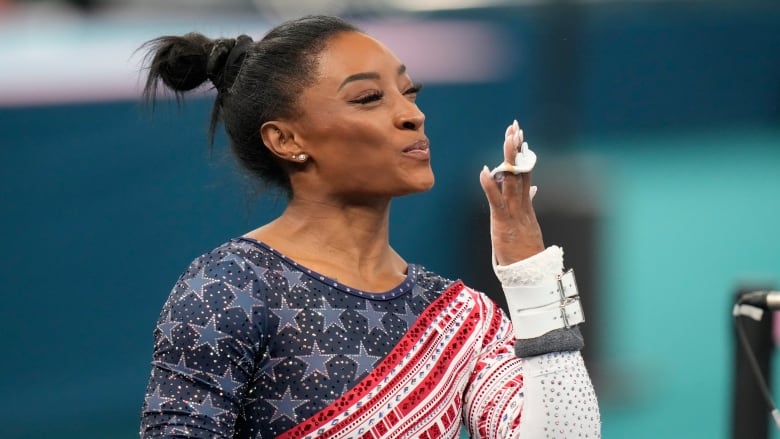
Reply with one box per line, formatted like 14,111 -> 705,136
1,2 -> 779,438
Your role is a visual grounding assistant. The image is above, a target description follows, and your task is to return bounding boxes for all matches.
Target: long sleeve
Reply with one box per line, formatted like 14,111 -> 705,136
140,252 -> 268,438
462,246 -> 601,438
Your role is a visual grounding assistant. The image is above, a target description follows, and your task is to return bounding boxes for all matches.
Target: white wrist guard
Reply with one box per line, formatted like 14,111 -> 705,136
504,269 -> 585,339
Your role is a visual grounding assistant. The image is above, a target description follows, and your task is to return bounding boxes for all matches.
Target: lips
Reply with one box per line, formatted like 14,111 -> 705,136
402,139 -> 431,161
402,139 -> 430,153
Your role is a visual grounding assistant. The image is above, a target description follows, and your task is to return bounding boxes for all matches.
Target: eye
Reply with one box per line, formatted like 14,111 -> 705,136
404,82 -> 424,97
349,91 -> 384,105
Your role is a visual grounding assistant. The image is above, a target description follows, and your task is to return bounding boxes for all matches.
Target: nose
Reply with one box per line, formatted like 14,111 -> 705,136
395,100 -> 425,131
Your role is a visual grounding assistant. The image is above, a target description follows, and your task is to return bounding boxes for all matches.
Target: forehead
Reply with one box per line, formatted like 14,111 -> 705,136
315,32 -> 404,85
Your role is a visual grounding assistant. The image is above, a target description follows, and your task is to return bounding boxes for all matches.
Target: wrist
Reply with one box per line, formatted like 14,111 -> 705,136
505,279 -> 584,339
494,246 -> 586,339
494,244 -> 546,266
493,245 -> 563,286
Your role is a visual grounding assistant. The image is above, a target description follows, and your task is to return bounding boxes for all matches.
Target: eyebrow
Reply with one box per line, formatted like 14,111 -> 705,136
338,64 -> 407,91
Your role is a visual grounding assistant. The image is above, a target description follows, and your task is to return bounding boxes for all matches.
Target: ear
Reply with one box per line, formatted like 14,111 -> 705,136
260,121 -> 305,163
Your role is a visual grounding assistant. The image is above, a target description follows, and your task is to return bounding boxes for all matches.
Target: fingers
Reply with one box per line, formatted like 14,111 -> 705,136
513,119 -> 523,154
503,121 -> 523,165
479,165 -> 505,212
480,165 -> 537,216
481,119 -> 544,263
519,171 -> 532,206
502,165 -> 522,202
503,126 -> 516,164
506,121 -> 532,206
483,120 -> 536,214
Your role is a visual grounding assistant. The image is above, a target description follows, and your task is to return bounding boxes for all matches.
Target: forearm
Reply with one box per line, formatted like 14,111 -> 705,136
517,350 -> 601,437
497,246 -> 601,436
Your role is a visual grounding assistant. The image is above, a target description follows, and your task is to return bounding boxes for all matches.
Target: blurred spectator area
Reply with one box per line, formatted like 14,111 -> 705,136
1,0 -> 778,136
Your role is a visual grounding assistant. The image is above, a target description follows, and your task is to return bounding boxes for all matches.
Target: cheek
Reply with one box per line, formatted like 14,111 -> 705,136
327,127 -> 390,163
302,110 -> 392,167
344,120 -> 388,146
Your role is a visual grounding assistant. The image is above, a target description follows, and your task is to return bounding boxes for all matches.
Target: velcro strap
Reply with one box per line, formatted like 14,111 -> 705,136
510,298 -> 585,339
504,269 -> 579,310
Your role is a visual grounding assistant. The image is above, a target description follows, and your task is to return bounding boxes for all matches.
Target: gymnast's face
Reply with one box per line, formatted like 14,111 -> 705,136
288,31 -> 433,201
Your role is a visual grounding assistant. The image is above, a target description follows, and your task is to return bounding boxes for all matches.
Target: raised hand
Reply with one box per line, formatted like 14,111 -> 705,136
479,120 -> 544,266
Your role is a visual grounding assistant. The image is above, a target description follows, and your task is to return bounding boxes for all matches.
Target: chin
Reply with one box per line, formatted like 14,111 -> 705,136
421,176 -> 435,192
390,169 -> 435,197
407,174 -> 435,195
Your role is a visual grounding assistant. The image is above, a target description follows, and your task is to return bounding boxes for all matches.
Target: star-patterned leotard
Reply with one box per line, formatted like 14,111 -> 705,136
140,237 -> 600,438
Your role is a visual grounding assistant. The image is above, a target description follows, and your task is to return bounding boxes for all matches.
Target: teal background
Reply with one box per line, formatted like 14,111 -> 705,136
2,2 -> 780,438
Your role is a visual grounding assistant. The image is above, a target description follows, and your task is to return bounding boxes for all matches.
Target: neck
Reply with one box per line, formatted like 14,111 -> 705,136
247,195 -> 406,290
282,195 -> 393,259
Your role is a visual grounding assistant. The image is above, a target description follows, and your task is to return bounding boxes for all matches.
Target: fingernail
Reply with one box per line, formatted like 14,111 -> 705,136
482,165 -> 489,173
530,185 -> 538,199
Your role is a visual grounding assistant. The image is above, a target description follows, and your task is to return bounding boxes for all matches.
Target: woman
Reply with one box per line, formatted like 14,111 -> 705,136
140,15 -> 600,438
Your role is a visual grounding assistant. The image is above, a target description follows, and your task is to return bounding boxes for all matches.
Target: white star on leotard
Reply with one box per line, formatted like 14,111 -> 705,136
362,304 -> 387,333
226,282 -> 263,319
279,264 -> 306,291
156,308 -> 180,345
166,353 -> 196,378
209,366 -> 242,394
399,300 -> 419,331
347,341 -> 381,378
271,296 -> 301,331
314,298 -> 346,331
300,340 -> 333,379
266,386 -> 308,423
187,394 -> 228,419
189,315 -> 231,354
144,385 -> 174,412
182,267 -> 219,301
245,259 -> 271,287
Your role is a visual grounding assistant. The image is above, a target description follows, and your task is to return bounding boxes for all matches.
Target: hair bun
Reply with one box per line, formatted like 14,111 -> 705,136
150,33 -> 211,92
141,33 -> 253,102
207,35 -> 252,93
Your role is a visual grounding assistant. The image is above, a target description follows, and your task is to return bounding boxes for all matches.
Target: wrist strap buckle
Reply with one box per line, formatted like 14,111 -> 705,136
504,269 -> 579,310
504,269 -> 585,339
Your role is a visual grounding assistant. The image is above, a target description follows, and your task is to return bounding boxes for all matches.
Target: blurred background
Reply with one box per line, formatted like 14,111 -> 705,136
1,0 -> 779,437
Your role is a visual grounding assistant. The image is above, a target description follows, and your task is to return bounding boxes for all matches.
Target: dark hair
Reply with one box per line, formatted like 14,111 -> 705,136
141,15 -> 360,196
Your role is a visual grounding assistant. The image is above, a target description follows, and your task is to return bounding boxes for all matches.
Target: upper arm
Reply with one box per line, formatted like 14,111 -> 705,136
462,292 -> 526,438
141,250 -> 270,438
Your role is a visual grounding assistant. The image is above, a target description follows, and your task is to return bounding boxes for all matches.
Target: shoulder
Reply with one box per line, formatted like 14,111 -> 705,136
174,238 -> 276,288
161,238 -> 282,320
413,265 -> 491,303
412,264 -> 453,286
448,279 -> 509,327
410,270 -> 511,347
151,239 -> 279,365
410,265 -> 458,297
411,266 -> 499,314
